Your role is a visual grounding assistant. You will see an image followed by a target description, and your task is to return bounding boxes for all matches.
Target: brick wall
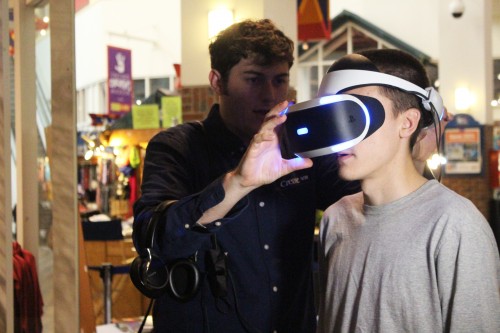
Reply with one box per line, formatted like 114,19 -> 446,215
180,85 -> 298,122
180,85 -> 216,122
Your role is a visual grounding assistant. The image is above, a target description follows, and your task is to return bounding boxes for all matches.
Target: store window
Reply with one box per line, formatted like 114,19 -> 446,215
150,77 -> 170,93
75,81 -> 109,131
133,79 -> 145,104
493,59 -> 500,107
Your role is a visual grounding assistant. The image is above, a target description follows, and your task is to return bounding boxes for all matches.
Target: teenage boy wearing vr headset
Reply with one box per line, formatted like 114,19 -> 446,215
310,49 -> 500,332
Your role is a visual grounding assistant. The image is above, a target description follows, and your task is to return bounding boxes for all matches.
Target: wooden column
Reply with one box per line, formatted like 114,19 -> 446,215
14,0 -> 39,261
49,0 -> 80,331
0,0 -> 14,331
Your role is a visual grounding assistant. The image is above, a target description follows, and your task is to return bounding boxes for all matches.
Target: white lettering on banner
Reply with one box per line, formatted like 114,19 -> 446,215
109,78 -> 131,91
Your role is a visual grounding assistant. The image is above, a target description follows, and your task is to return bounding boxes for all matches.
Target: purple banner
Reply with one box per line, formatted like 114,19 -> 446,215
107,46 -> 133,115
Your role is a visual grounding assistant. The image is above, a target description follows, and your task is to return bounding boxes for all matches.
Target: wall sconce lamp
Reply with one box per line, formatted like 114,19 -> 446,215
455,87 -> 476,111
208,7 -> 234,39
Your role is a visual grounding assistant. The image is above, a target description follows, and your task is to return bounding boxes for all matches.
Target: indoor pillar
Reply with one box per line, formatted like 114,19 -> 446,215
14,0 -> 39,261
0,0 -> 14,331
49,0 -> 79,331
439,0 -> 493,124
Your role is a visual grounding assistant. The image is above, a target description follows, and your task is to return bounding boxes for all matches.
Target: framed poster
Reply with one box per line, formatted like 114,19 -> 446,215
443,114 -> 483,175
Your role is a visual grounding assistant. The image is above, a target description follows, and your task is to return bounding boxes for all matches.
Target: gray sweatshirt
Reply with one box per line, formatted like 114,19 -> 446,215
318,180 -> 500,333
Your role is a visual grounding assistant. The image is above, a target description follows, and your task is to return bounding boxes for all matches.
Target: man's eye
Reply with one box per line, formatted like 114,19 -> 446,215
275,78 -> 289,85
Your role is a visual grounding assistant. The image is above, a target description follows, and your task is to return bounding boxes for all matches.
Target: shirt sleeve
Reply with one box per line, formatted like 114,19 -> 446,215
132,126 -> 247,261
435,210 -> 500,332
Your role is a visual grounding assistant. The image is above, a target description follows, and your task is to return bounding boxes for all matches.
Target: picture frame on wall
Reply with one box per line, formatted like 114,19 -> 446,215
443,114 -> 483,175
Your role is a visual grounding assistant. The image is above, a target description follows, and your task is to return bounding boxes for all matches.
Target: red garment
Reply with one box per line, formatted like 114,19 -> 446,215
128,172 -> 137,218
13,241 -> 44,333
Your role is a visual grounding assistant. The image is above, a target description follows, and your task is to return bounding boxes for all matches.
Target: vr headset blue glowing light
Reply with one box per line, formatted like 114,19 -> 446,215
284,54 -> 445,158
285,94 -> 385,158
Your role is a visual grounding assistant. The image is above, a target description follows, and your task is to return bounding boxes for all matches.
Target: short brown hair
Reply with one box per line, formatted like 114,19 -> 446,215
356,49 -> 431,149
209,19 -> 294,82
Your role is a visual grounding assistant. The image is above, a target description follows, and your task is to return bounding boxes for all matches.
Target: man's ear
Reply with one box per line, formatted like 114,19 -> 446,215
209,69 -> 223,95
400,108 -> 421,138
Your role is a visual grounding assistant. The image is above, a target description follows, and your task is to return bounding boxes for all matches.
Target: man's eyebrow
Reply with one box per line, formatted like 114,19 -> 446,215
242,70 -> 289,77
242,70 -> 265,75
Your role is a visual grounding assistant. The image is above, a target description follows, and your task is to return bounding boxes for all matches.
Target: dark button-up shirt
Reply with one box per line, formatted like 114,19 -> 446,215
133,105 -> 359,333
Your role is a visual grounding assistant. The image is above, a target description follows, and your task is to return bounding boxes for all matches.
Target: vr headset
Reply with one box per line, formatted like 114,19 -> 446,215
284,55 -> 445,158
285,94 -> 385,158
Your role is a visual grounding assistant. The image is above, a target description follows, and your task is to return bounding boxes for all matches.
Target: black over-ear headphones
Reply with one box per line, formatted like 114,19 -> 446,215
130,200 -> 201,300
130,201 -> 261,333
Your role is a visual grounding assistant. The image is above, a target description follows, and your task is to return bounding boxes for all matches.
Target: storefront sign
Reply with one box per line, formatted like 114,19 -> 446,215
161,96 -> 182,127
107,46 -> 133,115
132,104 -> 160,129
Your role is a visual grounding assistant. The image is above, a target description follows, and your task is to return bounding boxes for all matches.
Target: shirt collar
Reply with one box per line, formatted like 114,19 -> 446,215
203,104 -> 247,156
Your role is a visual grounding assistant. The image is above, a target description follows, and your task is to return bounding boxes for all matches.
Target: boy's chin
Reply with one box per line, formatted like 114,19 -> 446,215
339,170 -> 359,182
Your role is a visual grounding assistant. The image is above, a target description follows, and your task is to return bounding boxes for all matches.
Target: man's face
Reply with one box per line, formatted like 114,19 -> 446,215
218,57 -> 290,144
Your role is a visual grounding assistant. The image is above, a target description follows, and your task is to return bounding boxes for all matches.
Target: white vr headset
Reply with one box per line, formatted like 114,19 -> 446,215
285,93 -> 386,158
285,65 -> 445,158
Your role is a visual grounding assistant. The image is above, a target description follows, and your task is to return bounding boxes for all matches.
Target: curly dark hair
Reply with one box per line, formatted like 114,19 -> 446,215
209,19 -> 294,82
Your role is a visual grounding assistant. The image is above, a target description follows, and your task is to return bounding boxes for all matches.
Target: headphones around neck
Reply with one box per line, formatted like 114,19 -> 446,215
130,200 -> 201,300
129,199 -> 263,333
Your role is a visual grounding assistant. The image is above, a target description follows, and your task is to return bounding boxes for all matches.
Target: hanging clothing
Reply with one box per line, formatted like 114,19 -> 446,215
13,241 -> 44,333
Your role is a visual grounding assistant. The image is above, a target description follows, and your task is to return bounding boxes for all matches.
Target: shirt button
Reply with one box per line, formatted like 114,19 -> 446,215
214,221 -> 222,227
184,224 -> 190,229
272,286 -> 278,292
259,201 -> 265,207
264,244 -> 269,250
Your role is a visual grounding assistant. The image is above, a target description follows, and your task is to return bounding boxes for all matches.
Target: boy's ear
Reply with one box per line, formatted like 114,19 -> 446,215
400,108 -> 421,138
414,128 -> 428,145
209,70 -> 223,95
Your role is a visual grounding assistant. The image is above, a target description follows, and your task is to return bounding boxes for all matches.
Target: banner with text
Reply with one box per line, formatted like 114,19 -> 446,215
107,46 -> 133,115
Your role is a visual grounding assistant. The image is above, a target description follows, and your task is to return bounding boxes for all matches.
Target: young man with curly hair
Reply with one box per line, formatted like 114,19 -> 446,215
133,19 -> 358,332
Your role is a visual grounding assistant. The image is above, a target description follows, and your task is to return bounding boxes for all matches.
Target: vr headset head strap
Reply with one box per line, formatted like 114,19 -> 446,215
318,54 -> 444,127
